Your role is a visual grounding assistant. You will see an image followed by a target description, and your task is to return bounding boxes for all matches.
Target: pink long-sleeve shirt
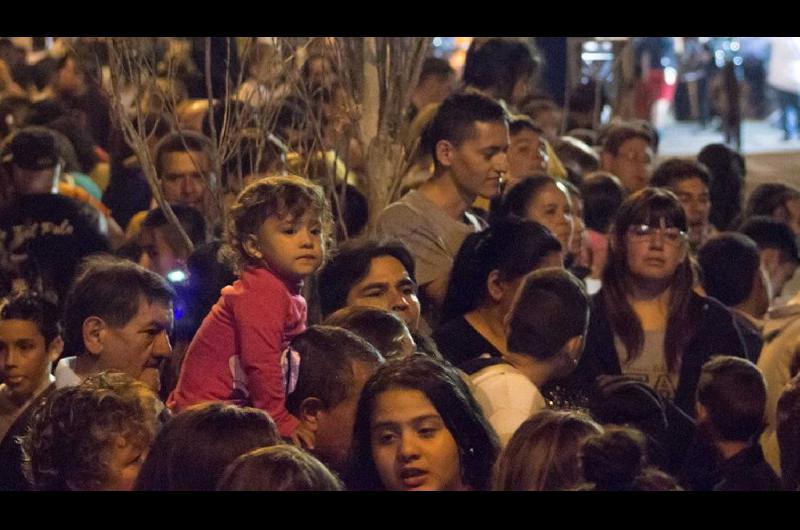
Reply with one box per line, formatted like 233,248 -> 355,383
167,266 -> 305,437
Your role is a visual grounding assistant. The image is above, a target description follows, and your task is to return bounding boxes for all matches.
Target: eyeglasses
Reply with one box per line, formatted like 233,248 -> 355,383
627,224 -> 687,245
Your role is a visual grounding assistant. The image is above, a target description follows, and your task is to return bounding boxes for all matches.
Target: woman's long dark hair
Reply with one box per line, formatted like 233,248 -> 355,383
602,188 -> 695,373
439,217 -> 562,324
346,354 -> 500,491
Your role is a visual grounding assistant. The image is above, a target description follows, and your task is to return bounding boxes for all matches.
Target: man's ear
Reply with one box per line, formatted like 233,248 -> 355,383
564,335 -> 583,357
82,316 -> 106,356
486,269 -> 505,303
552,335 -> 583,372
47,336 -> 64,363
435,139 -> 454,169
242,235 -> 262,260
298,397 -> 325,430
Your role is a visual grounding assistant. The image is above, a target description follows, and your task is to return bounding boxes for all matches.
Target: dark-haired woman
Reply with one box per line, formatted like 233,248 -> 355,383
432,217 -> 562,370
567,188 -> 751,417
346,354 -> 499,491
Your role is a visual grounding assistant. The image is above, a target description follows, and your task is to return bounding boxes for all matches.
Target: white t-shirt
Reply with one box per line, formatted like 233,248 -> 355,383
469,360 -> 547,446
54,357 -> 82,389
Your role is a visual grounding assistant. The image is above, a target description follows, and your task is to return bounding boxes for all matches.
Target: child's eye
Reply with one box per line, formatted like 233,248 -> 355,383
282,227 -> 297,235
310,226 -> 322,236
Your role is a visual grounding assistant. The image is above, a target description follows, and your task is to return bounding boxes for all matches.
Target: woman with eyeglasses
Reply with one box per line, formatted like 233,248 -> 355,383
565,187 -> 751,418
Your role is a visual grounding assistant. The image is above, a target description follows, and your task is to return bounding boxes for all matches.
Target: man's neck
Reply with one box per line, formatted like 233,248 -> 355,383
503,350 -> 552,388
73,354 -> 96,380
411,92 -> 427,113
419,173 -> 474,221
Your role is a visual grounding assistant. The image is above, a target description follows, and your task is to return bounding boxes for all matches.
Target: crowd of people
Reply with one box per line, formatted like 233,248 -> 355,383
2,36 -> 800,492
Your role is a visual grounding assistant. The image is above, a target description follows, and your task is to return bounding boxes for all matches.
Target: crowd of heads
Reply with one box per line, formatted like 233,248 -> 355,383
1,36 -> 799,492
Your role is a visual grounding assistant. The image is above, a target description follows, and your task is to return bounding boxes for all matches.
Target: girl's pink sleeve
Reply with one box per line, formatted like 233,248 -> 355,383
233,284 -> 299,436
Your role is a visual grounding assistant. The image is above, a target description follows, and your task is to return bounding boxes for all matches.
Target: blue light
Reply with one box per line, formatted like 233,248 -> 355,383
167,269 -> 187,283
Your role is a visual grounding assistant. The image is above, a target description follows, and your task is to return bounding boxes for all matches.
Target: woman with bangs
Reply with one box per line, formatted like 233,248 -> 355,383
568,187 -> 750,417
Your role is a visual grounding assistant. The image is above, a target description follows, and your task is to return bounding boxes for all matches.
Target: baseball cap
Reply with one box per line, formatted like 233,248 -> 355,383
5,127 -> 59,171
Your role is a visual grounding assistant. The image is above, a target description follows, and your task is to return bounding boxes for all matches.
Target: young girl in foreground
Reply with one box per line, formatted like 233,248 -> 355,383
168,175 -> 331,438
347,354 -> 500,491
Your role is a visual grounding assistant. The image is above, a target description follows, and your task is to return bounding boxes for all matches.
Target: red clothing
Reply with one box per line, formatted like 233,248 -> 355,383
167,266 -> 305,436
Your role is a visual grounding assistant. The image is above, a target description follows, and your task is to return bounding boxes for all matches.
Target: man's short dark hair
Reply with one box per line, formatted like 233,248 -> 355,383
427,92 -> 507,169
739,216 -> 800,265
285,326 -> 383,414
324,306 -> 411,360
419,57 -> 454,83
697,233 -> 761,307
650,158 -> 711,188
508,114 -> 544,137
600,124 -> 654,156
744,183 -> 800,220
63,255 -> 175,356
317,239 -> 416,318
507,268 -> 589,360
142,205 -> 209,256
697,356 -> 766,442
0,291 -> 62,346
463,38 -> 537,103
580,171 -> 626,233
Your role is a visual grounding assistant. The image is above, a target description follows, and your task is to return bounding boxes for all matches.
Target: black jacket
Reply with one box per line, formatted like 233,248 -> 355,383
0,383 -> 55,491
712,443 -> 782,491
563,289 -> 750,418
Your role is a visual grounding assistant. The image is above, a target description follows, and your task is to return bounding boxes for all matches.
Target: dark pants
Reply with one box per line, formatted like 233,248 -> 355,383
776,88 -> 800,139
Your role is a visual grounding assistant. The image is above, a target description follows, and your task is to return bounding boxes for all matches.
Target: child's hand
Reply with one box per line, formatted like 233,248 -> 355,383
290,424 -> 316,450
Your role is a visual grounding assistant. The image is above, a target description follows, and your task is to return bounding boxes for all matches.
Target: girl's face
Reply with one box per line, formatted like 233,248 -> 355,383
624,217 -> 688,284
248,210 -> 325,281
370,388 -> 467,491
569,193 -> 586,256
97,435 -> 149,491
525,182 -> 575,252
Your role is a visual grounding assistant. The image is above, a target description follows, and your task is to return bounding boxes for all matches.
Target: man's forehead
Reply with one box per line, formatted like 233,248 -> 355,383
128,297 -> 173,324
163,150 -> 210,169
365,255 -> 410,278
0,318 -> 45,339
619,137 -> 651,152
463,119 -> 509,142
675,177 -> 709,192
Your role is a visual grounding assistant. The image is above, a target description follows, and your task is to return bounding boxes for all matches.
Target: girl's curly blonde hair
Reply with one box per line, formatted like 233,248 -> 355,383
220,174 -> 333,274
